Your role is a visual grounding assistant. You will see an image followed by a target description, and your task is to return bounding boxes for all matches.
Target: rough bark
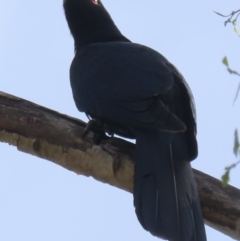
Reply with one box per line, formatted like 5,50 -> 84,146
0,91 -> 239,240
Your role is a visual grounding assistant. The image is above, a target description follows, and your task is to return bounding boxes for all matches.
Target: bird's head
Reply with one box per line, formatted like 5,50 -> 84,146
63,0 -> 128,51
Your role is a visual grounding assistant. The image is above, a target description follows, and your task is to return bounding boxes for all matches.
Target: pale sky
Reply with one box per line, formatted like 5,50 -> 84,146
0,1 -> 240,240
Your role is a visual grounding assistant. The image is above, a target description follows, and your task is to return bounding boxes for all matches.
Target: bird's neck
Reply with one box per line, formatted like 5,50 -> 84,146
73,25 -> 129,51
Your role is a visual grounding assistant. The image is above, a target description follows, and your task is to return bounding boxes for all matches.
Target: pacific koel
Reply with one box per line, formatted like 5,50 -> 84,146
63,0 -> 207,240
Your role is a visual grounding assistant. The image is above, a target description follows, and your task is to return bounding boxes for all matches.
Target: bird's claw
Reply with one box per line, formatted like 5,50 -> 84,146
82,119 -> 109,145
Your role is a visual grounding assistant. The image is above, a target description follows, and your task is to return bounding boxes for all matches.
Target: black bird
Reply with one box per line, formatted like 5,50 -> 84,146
63,0 -> 207,240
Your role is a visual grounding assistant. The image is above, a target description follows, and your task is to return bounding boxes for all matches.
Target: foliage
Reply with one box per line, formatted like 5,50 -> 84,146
222,56 -> 240,105
214,9 -> 240,36
215,10 -> 240,186
221,129 -> 240,187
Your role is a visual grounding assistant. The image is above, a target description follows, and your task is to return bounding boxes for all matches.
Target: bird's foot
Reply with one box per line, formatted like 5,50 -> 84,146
82,119 -> 110,145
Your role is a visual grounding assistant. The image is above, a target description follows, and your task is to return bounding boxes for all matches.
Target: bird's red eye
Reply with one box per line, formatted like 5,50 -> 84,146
91,0 -> 99,4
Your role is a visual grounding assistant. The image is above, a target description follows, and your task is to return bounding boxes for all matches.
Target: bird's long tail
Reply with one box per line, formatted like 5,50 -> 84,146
134,130 -> 206,241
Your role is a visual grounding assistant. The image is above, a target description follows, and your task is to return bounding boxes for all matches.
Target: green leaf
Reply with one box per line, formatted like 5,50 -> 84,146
233,20 -> 239,34
233,83 -> 240,105
233,22 -> 240,36
234,24 -> 238,33
233,129 -> 240,156
222,56 -> 229,67
222,161 -> 240,187
221,171 -> 230,187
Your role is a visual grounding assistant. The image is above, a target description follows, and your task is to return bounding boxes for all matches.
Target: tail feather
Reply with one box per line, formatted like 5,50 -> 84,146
134,130 -> 206,241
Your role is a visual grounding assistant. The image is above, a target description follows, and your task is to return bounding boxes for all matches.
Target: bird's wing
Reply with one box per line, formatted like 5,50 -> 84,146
70,42 -> 194,133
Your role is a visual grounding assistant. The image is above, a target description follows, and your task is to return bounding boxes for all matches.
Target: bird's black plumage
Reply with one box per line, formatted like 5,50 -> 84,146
63,1 -> 207,240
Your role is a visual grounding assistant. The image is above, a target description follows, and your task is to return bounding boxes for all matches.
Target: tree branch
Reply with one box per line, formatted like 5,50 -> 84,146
0,91 -> 239,240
